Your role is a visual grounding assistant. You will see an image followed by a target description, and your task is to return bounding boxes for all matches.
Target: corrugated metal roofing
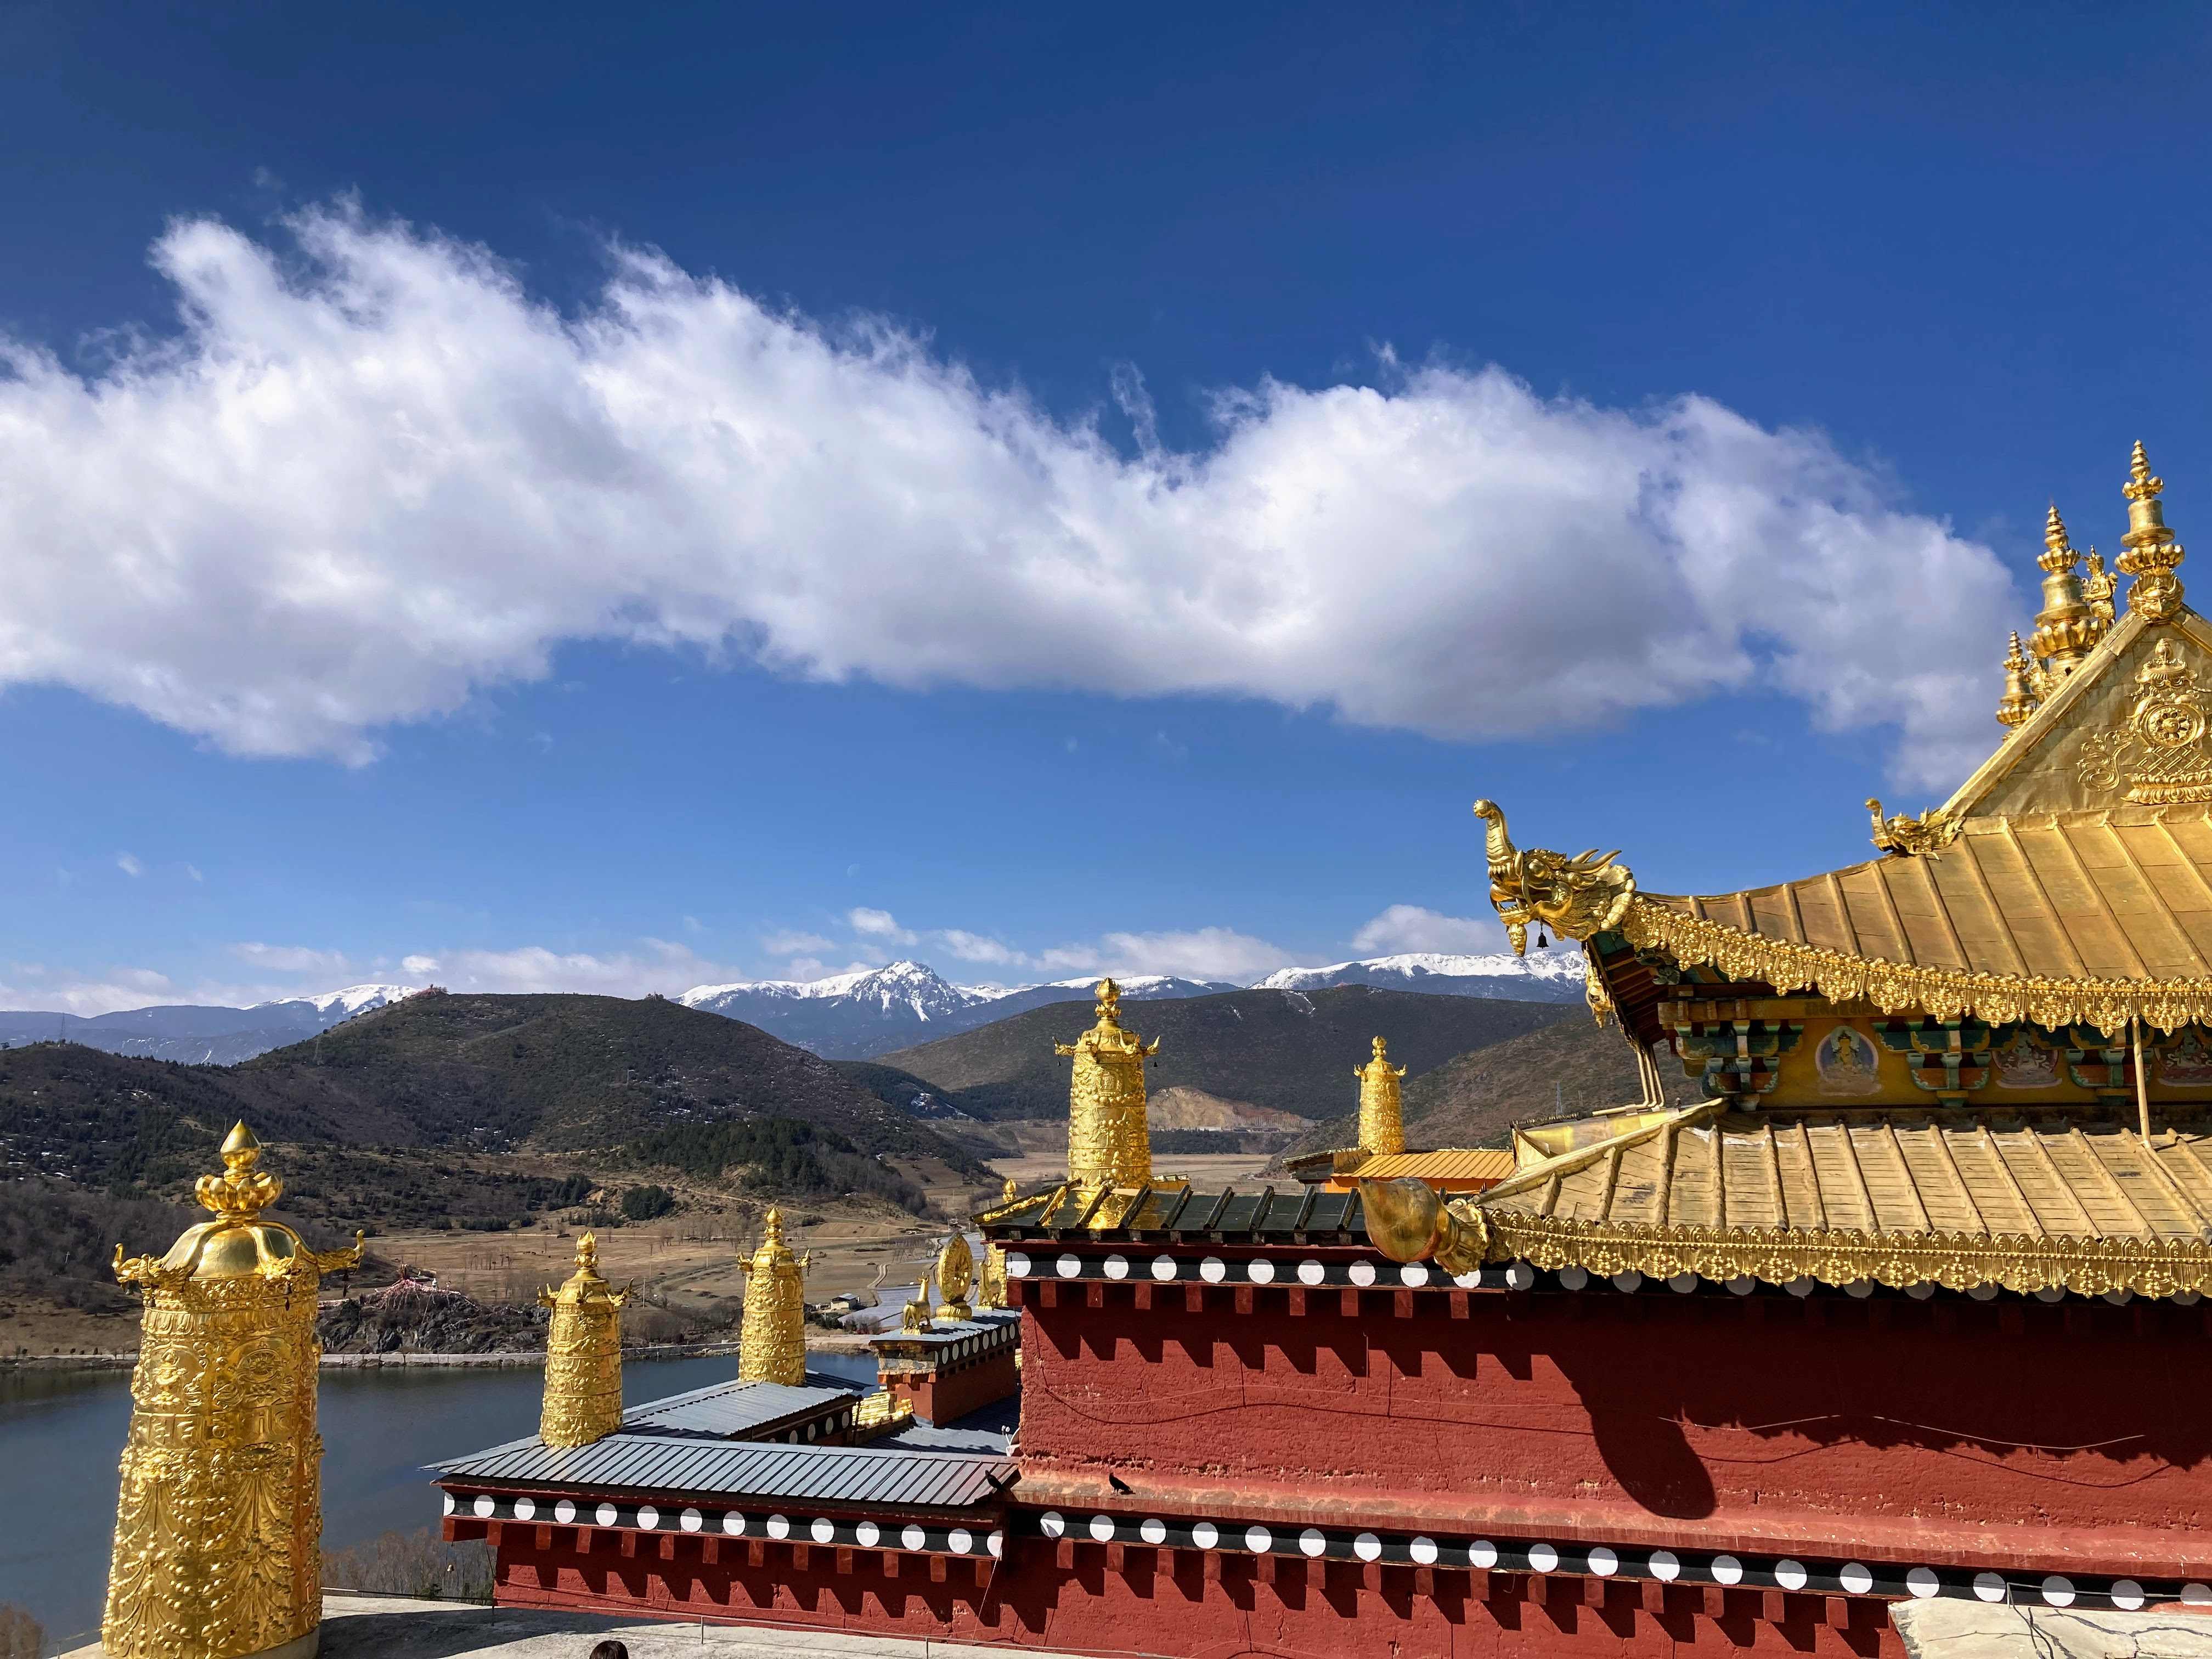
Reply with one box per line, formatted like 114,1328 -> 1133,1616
432,1434 -> 1012,1510
622,1377 -> 857,1438
984,1183 -> 1368,1242
866,1310 -> 1018,1350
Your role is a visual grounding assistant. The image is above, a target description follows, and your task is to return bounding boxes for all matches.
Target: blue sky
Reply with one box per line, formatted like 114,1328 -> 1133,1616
3,3 -> 2209,1011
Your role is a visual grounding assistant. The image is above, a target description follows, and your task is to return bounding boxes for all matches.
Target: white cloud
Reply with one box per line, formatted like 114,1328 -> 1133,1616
932,929 -> 1024,965
115,853 -> 144,878
233,942 -> 350,973
0,966 -> 175,1017
1039,926 -> 1286,985
1348,904 -> 1510,957
400,953 -> 442,975
761,929 -> 836,957
406,939 -> 739,997
0,201 -> 2018,787
847,908 -> 918,945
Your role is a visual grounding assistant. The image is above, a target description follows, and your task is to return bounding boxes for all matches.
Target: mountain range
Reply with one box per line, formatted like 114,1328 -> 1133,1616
0,984 -> 419,1065
0,950 -> 1588,1068
680,951 -> 1585,1059
678,962 -> 1238,1059
842,983 -> 1582,1123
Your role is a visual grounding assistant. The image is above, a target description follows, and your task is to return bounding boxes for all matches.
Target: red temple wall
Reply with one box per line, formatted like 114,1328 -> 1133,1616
1012,1279 -> 2212,1576
883,1346 -> 1020,1425
471,1522 -> 1898,1658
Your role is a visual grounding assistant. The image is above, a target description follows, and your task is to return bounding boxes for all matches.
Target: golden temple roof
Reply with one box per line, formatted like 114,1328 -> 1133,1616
1487,1103 -> 2212,1240
1460,1103 -> 2212,1296
1343,1101 -> 2212,1297
1638,810 -> 2212,1006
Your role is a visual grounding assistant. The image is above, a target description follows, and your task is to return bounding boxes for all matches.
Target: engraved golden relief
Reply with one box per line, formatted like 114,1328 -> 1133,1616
2074,637 -> 2212,803
537,1232 -> 628,1450
1055,978 -> 1157,1194
104,1124 -> 363,1659
737,1208 -> 810,1386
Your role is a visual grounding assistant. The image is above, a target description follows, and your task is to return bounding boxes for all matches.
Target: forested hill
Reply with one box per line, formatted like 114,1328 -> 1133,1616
853,985 -> 1581,1121
0,992 -> 981,1198
230,990 -> 954,1155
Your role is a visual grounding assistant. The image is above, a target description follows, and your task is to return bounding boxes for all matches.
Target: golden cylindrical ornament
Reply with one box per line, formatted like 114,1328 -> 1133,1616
1055,979 -> 1157,1193
1355,1035 -> 1408,1155
103,1124 -> 361,1659
737,1209 -> 810,1386
538,1232 -> 628,1449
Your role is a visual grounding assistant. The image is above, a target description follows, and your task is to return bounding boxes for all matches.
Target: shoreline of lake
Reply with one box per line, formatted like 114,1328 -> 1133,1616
0,1347 -> 883,1648
0,1331 -> 876,1373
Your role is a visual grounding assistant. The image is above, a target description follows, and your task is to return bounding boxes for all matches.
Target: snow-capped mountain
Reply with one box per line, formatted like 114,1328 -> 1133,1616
682,961 -> 996,1056
0,983 -> 422,1065
1251,950 -> 1588,1002
680,962 -> 1239,1059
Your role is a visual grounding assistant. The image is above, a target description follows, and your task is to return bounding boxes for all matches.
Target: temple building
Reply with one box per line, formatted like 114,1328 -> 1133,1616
436,444 -> 2212,1655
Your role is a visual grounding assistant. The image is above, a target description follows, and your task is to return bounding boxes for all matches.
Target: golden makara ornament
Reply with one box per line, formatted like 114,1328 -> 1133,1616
104,1123 -> 362,1659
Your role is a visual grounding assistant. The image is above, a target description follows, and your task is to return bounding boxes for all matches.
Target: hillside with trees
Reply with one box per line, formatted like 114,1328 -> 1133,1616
854,984 -> 1580,1122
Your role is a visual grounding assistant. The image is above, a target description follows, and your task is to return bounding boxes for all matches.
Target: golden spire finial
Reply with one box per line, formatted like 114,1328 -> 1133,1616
2030,501 -> 2106,673
2118,439 -> 2185,620
2041,502 -> 2076,573
1055,978 -> 1159,1199
737,1207 -> 810,1386
537,1229 -> 629,1449
1997,631 -> 2040,729
934,1232 -> 974,1322
1354,1036 -> 1408,1156
104,1132 -> 364,1659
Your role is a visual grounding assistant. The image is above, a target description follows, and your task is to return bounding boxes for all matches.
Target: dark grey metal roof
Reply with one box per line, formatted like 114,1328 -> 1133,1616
982,1183 -> 1366,1243
867,1309 -> 1019,1351
879,1395 -> 1016,1455
622,1376 -> 858,1438
433,1434 -> 1013,1512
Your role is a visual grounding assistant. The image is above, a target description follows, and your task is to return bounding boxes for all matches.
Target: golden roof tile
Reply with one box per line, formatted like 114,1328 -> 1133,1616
1460,1107 -> 2212,1296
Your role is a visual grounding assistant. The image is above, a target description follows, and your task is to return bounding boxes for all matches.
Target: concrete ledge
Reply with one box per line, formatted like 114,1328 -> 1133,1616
72,1595 -> 1082,1657
1894,1597 -> 2212,1658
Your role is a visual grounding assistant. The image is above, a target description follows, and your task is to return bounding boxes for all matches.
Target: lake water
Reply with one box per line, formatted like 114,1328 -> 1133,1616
2,1351 -> 879,1652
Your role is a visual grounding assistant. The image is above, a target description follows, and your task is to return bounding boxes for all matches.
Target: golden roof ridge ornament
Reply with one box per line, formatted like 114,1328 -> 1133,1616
2118,439 -> 2185,621
1997,630 -> 2040,729
737,1207 -> 810,1386
1474,798 -> 1635,955
1054,978 -> 1158,1196
1354,1036 -> 1407,1156
977,1178 -> 1017,1309
1865,797 -> 1959,857
934,1230 -> 975,1322
537,1231 -> 630,1449
2029,502 -> 2107,678
104,1124 -> 363,1659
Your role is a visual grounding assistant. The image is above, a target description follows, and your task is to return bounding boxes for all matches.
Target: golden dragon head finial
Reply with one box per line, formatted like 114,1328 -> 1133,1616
1471,798 -> 1634,955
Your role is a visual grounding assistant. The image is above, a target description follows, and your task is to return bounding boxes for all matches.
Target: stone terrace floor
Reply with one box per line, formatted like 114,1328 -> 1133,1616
66,1594 -> 1088,1658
